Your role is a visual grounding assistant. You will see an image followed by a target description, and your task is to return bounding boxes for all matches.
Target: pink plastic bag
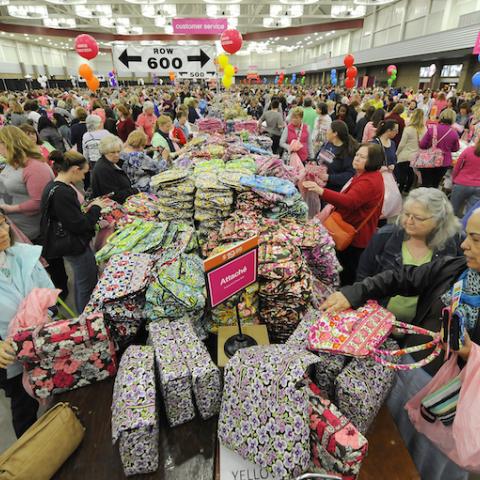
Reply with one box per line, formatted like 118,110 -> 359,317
289,151 -> 306,179
289,139 -> 303,152
7,288 -> 61,338
381,170 -> 402,219
405,344 -> 480,472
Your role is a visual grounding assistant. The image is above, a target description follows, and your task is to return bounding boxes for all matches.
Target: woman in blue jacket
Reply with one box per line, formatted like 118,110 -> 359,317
0,213 -> 54,437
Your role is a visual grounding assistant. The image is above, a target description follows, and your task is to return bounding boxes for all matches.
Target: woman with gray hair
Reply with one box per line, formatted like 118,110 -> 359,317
357,187 -> 463,320
81,114 -> 110,166
91,134 -> 138,204
135,100 -> 156,145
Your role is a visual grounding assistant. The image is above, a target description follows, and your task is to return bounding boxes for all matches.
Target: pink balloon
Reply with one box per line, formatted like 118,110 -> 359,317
386,64 -> 397,76
75,34 -> 99,61
220,29 -> 243,55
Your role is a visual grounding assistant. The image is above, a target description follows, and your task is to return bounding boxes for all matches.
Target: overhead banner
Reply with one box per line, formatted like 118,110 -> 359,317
173,18 -> 227,35
113,45 -> 217,79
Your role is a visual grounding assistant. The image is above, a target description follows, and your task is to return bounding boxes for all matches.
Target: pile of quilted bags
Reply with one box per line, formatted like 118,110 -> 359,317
150,169 -> 195,222
144,252 -> 207,336
85,252 -> 155,346
197,117 -> 224,134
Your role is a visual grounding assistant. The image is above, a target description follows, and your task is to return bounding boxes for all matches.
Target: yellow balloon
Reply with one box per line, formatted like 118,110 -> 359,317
218,53 -> 229,69
222,75 -> 232,89
224,64 -> 235,78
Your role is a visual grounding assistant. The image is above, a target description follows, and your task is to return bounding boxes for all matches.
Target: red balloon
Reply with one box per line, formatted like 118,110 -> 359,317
386,64 -> 397,76
343,54 -> 355,68
300,70 -> 305,76
75,34 -> 99,61
345,77 -> 356,89
220,29 -> 243,55
346,66 -> 358,79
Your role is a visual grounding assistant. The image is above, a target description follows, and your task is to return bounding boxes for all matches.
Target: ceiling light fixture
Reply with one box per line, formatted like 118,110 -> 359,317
0,0 -> 9,5
142,4 -> 176,17
206,4 -> 240,17
43,17 -> 77,28
74,4 -> 112,18
353,0 -> 395,4
203,0 -> 242,4
164,25 -> 174,34
331,5 -> 366,18
117,26 -> 143,35
7,5 -> 48,19
279,0 -> 316,4
125,0 -> 165,4
263,16 -> 291,28
154,16 -> 166,27
100,17 -> 130,28
45,0 -> 86,5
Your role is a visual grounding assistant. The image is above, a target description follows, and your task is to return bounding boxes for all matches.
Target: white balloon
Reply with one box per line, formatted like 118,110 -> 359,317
429,64 -> 436,76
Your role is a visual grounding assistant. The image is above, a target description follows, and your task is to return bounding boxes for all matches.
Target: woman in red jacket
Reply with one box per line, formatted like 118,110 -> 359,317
304,143 -> 385,285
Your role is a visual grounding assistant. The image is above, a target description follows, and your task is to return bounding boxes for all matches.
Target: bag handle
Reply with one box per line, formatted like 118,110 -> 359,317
355,199 -> 383,232
370,343 -> 442,370
432,124 -> 451,147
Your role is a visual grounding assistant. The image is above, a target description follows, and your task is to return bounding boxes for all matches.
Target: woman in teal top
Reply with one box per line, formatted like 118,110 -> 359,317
0,213 -> 54,437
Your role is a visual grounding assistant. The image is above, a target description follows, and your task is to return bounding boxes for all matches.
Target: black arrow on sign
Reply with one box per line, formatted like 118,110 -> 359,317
187,49 -> 210,68
118,49 -> 142,68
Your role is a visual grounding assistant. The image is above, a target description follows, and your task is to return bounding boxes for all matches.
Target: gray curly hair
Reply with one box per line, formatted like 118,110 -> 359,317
400,187 -> 460,250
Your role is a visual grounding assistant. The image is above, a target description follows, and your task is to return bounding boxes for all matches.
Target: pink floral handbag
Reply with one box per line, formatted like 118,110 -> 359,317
13,313 -> 117,398
308,301 -> 442,370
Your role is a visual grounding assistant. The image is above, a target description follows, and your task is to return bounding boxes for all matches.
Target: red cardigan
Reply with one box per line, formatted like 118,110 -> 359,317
322,170 -> 384,248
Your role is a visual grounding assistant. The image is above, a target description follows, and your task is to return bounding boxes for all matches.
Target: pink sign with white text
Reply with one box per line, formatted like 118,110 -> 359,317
206,249 -> 257,308
474,32 -> 480,54
173,18 -> 228,35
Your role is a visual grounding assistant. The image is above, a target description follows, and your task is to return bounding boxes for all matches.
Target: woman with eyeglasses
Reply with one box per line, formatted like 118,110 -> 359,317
357,187 -> 463,321
91,134 -> 139,204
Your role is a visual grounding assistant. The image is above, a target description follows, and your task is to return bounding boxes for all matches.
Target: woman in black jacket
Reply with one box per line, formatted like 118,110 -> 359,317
316,120 -> 358,192
91,135 -> 138,204
41,151 -> 107,313
320,211 -> 480,480
38,116 -> 65,152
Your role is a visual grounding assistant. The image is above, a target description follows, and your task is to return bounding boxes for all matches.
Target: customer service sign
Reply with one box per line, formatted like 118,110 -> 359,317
204,236 -> 259,308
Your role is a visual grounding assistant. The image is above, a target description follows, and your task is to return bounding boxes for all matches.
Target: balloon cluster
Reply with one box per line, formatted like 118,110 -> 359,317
300,71 -> 306,85
344,54 -> 357,89
217,53 -> 236,89
108,70 -> 117,88
291,73 -> 297,85
37,75 -> 48,89
331,68 -> 337,86
75,34 -> 100,92
387,64 -> 397,86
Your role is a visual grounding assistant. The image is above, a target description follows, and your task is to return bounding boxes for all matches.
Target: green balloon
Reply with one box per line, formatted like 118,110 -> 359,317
301,76 -> 306,85
391,74 -> 397,81
387,78 -> 393,85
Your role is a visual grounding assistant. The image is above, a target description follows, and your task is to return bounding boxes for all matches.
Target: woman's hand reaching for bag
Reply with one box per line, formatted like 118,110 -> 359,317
0,340 -> 16,369
320,292 -> 352,314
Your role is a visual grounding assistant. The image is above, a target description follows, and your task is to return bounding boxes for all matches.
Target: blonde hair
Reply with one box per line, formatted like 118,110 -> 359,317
156,115 -> 172,130
0,125 -> 43,168
9,101 -> 23,114
290,107 -> 304,119
126,130 -> 147,149
439,108 -> 456,125
408,109 -> 426,136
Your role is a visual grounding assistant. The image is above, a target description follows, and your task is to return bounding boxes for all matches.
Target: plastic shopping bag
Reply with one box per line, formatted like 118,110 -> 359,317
381,170 -> 402,219
405,344 -> 480,472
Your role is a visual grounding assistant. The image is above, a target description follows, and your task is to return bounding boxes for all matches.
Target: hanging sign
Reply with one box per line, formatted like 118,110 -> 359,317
113,45 -> 217,79
204,236 -> 259,308
474,32 -> 480,54
220,444 -> 274,480
173,18 -> 228,35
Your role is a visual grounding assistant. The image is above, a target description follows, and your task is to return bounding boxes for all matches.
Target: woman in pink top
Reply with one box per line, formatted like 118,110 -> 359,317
431,92 -> 447,119
418,108 -> 459,188
362,108 -> 385,143
135,101 -> 156,145
451,140 -> 480,216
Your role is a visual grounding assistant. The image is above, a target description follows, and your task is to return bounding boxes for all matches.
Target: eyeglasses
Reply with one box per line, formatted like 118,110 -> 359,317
108,150 -> 121,155
402,212 -> 433,222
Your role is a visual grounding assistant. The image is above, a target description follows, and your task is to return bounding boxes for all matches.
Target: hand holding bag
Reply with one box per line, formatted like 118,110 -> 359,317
406,344 -> 480,472
308,301 -> 442,370
0,402 -> 85,480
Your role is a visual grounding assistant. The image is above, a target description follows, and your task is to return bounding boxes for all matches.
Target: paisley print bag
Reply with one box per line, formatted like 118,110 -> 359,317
112,345 -> 159,476
218,345 -> 319,479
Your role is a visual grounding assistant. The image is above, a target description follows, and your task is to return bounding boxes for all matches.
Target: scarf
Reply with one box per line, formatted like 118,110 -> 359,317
441,269 -> 480,332
159,130 -> 175,153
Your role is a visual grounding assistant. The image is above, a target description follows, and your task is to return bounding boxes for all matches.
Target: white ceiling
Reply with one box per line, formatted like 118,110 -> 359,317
0,0 -> 379,34
0,0 -> 391,55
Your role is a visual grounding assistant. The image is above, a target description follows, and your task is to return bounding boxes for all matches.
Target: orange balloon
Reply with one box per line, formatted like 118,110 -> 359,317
78,63 -> 93,81
86,75 -> 100,92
